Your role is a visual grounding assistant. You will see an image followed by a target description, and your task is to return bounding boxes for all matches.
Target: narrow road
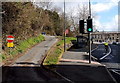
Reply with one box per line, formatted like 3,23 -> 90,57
12,36 -> 57,66
2,36 -> 60,82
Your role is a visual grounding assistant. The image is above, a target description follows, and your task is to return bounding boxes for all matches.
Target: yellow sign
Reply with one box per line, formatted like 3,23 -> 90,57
104,42 -> 108,46
7,42 -> 14,47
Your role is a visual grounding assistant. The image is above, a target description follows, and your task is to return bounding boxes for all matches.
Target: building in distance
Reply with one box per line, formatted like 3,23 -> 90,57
91,31 -> 120,43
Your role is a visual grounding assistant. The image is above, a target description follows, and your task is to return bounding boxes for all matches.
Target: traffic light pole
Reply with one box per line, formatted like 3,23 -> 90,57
79,0 -> 92,64
89,0 -> 91,18
88,33 -> 91,63
88,0 -> 91,64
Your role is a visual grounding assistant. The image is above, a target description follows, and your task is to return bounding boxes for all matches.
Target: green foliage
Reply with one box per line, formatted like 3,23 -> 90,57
55,47 -> 62,54
44,37 -> 77,65
1,2 -> 75,62
56,37 -> 77,46
66,37 -> 77,44
2,2 -> 64,52
4,34 -> 44,57
15,34 -> 44,54
0,54 -> 6,60
47,10 -> 61,35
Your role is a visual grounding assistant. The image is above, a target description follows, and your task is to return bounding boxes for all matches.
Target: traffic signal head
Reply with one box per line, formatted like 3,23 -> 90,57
87,19 -> 93,32
79,20 -> 84,34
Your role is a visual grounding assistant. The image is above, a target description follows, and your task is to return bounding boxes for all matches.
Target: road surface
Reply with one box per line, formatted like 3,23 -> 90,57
92,44 -> 120,82
91,44 -> 106,59
54,44 -> 116,82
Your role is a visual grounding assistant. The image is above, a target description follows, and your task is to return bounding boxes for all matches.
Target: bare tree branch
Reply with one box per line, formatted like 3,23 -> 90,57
33,0 -> 53,10
77,3 -> 89,20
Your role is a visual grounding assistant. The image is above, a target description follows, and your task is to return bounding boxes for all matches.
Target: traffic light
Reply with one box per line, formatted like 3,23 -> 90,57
79,20 -> 84,34
87,18 -> 93,32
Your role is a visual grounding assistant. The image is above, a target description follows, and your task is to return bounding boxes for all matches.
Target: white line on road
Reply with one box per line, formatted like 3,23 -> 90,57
54,70 -> 74,83
91,46 -> 99,52
100,45 -> 112,60
91,45 -> 99,60
111,70 -> 120,76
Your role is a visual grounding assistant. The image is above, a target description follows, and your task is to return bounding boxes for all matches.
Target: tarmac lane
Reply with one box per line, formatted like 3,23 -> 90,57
2,66 -> 49,82
55,44 -> 116,82
100,44 -> 120,83
2,36 -> 64,82
97,44 -> 120,69
55,63 -> 116,82
91,44 -> 107,59
91,43 -> 120,82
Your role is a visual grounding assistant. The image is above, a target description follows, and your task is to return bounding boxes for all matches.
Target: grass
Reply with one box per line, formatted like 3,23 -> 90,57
0,54 -> 6,62
16,34 -> 44,54
1,34 -> 45,61
43,37 -> 77,65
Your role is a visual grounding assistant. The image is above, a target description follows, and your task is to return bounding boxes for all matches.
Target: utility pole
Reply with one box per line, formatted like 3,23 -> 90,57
89,0 -> 91,17
64,0 -> 66,52
88,0 -> 91,64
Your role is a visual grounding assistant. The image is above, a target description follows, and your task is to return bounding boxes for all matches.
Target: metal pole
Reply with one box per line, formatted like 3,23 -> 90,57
89,0 -> 91,17
9,47 -> 12,59
89,33 -> 91,63
64,0 -> 66,52
89,0 -> 91,63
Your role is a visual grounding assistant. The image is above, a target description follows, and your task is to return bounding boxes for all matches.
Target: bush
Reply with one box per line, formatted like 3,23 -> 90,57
0,54 -> 6,60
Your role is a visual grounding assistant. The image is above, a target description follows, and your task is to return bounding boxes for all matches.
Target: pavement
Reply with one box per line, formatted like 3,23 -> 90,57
55,44 -> 116,82
63,44 -> 100,64
59,51 -> 101,65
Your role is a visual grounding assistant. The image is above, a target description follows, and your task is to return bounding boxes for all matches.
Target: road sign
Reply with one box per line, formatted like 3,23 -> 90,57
7,42 -> 14,47
7,35 -> 14,42
65,29 -> 69,35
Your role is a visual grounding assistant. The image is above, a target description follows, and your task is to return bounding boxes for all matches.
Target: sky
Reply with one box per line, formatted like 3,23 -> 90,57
7,0 -> 119,31
0,0 -> 119,31
53,0 -> 119,32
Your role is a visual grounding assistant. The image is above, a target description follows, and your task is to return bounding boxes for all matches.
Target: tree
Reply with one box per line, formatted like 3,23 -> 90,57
77,3 -> 89,20
51,6 -> 63,15
77,3 -> 97,33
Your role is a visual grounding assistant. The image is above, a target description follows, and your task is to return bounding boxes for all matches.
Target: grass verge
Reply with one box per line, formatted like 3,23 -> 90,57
43,37 -> 76,66
1,34 -> 45,64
